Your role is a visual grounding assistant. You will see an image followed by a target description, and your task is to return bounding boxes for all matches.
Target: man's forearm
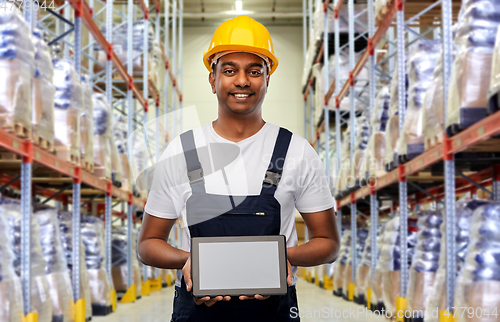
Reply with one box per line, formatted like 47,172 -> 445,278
287,237 -> 339,267
138,238 -> 190,269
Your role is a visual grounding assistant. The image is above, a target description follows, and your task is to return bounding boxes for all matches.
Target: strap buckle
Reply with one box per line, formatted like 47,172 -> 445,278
263,171 -> 281,187
188,168 -> 204,184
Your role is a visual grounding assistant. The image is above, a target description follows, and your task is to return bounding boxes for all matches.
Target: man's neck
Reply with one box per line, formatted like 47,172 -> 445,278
212,115 -> 266,143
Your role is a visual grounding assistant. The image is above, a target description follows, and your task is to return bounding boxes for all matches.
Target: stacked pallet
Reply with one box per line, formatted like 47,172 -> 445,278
0,12 -> 34,140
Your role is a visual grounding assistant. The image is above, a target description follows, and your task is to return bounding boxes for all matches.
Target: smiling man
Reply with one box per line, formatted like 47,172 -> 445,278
138,16 -> 340,322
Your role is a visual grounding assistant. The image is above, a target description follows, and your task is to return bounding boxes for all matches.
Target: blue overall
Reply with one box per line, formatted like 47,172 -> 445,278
171,128 -> 300,322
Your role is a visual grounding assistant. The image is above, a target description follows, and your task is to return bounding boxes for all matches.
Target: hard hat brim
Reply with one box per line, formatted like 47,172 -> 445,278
203,45 -> 279,75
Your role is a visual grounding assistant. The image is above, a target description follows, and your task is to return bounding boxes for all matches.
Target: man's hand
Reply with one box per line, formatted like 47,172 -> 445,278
239,260 -> 293,301
182,256 -> 231,307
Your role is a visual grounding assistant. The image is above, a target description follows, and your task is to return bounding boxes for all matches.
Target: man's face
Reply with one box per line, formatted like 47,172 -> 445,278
209,52 -> 270,116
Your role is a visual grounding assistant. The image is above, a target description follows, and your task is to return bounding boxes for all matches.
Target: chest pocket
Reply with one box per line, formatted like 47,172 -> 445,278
180,128 -> 293,238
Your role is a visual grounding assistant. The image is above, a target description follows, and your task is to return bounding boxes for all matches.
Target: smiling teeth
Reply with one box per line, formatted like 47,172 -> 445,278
234,94 -> 249,98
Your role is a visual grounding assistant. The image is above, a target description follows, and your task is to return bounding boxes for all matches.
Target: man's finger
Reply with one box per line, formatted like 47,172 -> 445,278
287,261 -> 293,286
239,294 -> 270,301
183,258 -> 192,291
184,274 -> 192,292
223,296 -> 231,301
205,296 -> 223,307
194,296 -> 211,305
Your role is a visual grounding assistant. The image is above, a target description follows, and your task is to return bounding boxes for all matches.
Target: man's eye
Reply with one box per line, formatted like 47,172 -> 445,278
250,70 -> 261,75
223,70 -> 235,74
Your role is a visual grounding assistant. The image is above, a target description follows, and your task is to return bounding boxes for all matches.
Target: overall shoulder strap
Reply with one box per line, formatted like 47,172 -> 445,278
261,127 -> 293,196
180,130 -> 206,194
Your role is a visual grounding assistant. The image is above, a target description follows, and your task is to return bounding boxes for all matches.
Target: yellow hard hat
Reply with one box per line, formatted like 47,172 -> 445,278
203,15 -> 279,75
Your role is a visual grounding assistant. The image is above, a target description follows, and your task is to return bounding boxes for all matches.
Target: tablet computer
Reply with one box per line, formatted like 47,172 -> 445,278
191,235 -> 288,297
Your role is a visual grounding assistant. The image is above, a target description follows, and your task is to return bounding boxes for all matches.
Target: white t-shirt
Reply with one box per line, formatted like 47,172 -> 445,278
145,122 -> 335,286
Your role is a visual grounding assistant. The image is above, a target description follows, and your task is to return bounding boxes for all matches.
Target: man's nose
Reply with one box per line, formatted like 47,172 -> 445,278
234,71 -> 249,87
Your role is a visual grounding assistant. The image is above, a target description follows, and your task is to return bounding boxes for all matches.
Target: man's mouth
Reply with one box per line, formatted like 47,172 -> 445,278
231,93 -> 253,99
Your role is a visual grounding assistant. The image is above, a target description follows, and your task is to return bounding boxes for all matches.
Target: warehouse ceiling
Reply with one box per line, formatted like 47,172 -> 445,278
182,0 -> 305,27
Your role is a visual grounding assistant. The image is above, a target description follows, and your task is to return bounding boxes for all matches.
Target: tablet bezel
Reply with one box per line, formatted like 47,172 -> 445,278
191,235 -> 288,297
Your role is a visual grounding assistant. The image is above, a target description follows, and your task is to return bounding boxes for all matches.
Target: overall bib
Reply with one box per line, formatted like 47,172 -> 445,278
171,128 -> 300,322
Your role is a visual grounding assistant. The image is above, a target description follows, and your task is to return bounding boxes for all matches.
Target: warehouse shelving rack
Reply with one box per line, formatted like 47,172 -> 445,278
302,0 -> 372,288
0,0 -> 183,319
303,0 -> 500,318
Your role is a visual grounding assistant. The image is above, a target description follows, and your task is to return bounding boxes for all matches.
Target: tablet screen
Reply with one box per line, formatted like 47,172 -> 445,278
198,241 -> 281,290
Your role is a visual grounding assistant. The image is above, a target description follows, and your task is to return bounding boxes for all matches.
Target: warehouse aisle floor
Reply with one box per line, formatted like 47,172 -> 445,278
94,279 -> 387,321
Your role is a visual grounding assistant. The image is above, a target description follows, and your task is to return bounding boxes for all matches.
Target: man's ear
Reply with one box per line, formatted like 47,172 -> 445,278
265,72 -> 270,92
209,72 -> 216,94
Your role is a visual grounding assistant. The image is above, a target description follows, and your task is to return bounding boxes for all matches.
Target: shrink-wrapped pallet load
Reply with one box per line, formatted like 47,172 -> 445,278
133,228 -> 143,296
334,125 -> 352,198
319,144 -> 336,192
312,0 -> 367,45
342,229 -> 369,301
363,86 -> 390,180
0,198 -> 24,322
111,227 -> 142,299
110,147 -> 123,186
454,201 -> 500,322
355,229 -> 379,305
109,120 -> 124,187
327,143 -> 337,192
130,21 -> 155,76
312,62 -> 323,123
333,230 -> 351,296
425,200 -> 489,322
315,57 -> 330,123
92,93 -> 112,179
312,1 -> 369,80
303,1 -> 367,88
81,215 -> 113,315
94,24 -> 119,73
32,29 -> 55,150
368,225 -> 386,310
53,59 -> 83,164
93,24 -> 127,76
94,22 -> 155,79
130,125 -> 154,197
446,0 -> 500,135
384,65 -> 408,171
58,212 -> 92,320
398,40 -> 440,163
378,216 -> 401,316
34,207 -> 74,322
488,24 -> 500,112
151,42 -> 164,90
351,113 -> 370,186
422,24 -> 457,149
378,215 -> 417,316
422,54 -> 446,150
0,11 -> 35,138
113,115 -> 133,191
406,210 -> 443,320
80,75 -> 94,173
2,199 -> 52,322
